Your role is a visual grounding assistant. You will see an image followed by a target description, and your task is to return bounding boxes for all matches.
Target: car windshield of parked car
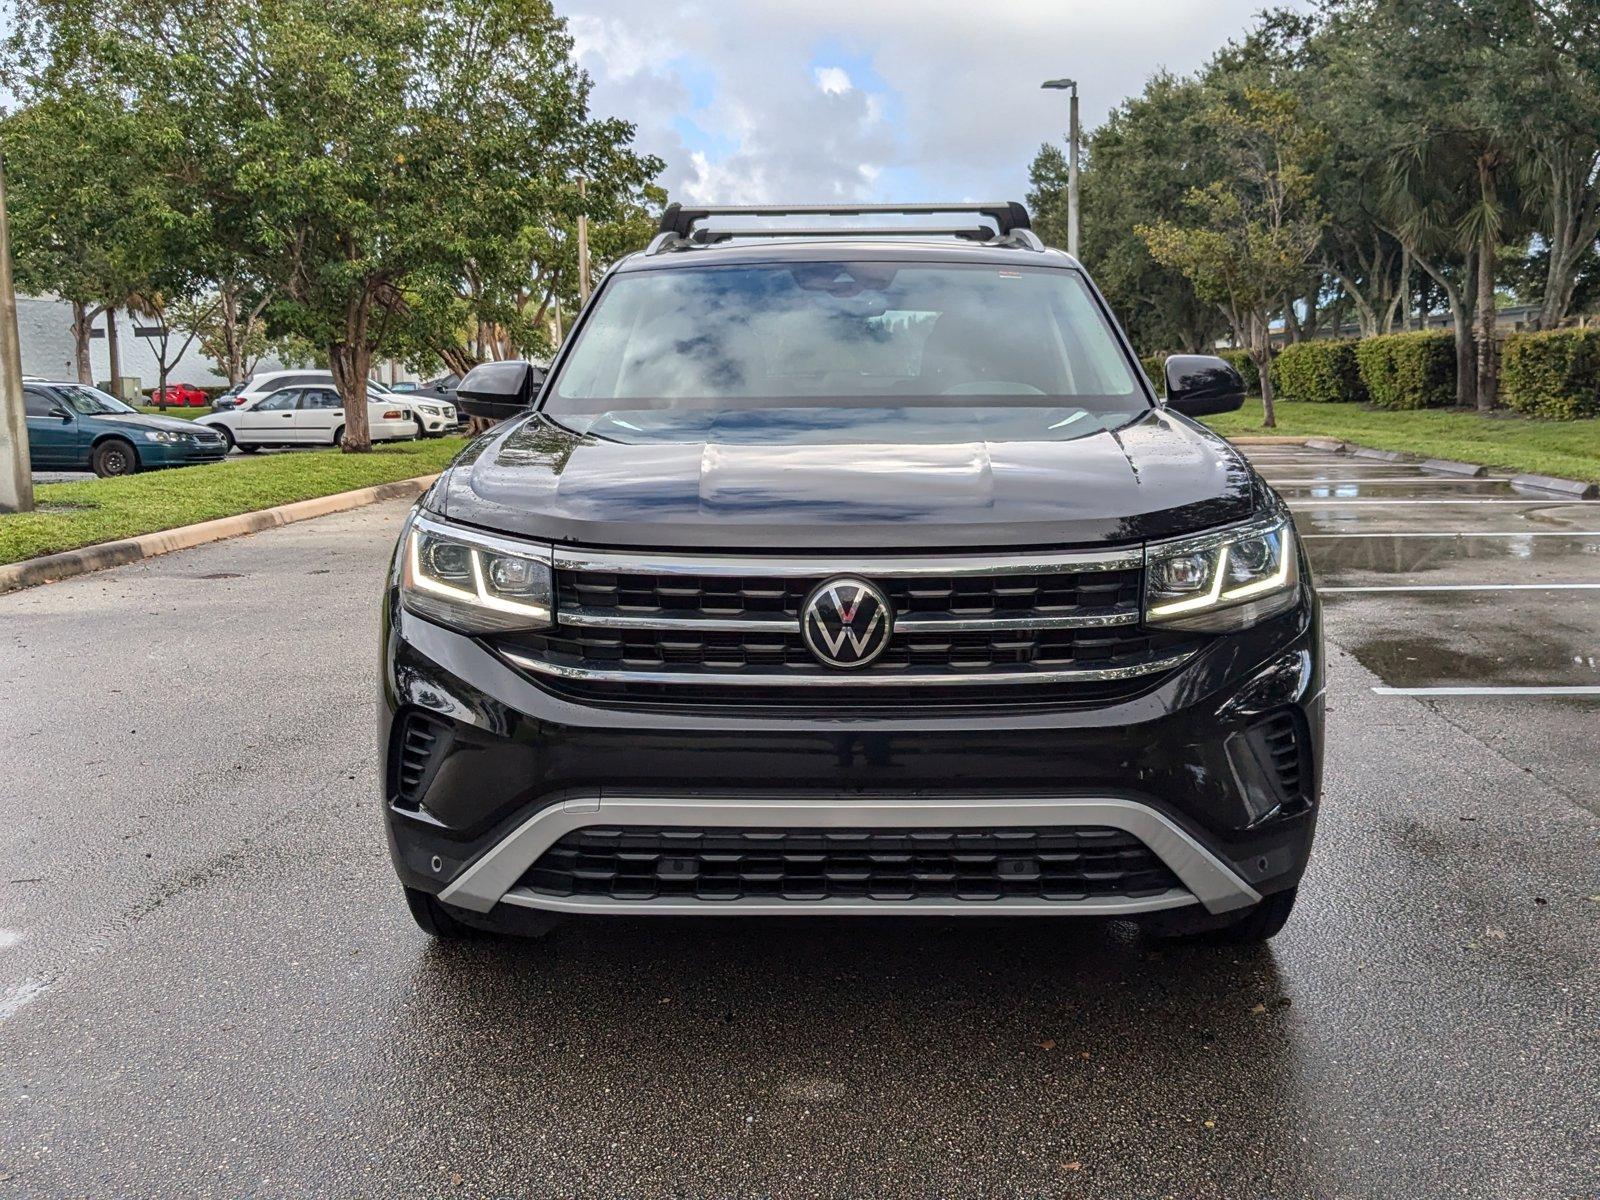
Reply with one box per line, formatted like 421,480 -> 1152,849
544,261 -> 1149,444
55,385 -> 137,416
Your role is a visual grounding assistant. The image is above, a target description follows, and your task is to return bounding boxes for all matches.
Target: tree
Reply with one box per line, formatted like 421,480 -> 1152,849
11,0 -> 662,451
1031,73 -> 1228,354
1,93 -> 181,382
1139,88 -> 1324,427
130,290 -> 210,401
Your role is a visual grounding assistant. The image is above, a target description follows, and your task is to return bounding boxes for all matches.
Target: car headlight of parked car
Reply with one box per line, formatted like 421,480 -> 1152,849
142,431 -> 183,444
1144,515 -> 1300,633
400,514 -> 553,633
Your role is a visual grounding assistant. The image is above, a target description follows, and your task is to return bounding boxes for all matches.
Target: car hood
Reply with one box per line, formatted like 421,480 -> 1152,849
97,412 -> 215,435
432,408 -> 1261,551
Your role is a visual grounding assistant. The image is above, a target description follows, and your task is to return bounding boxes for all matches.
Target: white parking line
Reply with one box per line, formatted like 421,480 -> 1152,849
1373,686 -> 1600,696
1303,530 -> 1600,539
0,977 -> 50,1025
1289,498 -> 1600,505
1264,477 -> 1504,485
1322,583 -> 1600,593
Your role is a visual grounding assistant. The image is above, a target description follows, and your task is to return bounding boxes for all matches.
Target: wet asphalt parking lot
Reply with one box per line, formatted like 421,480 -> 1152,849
2,444 -> 1597,1199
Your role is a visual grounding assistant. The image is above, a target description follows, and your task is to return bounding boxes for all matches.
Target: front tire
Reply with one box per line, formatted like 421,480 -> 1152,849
403,887 -> 473,939
211,424 -> 236,452
1145,886 -> 1299,945
91,438 -> 138,478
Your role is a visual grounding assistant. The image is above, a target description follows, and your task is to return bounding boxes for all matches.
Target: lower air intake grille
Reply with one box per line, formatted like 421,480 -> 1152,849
1258,711 -> 1308,804
394,712 -> 448,808
520,826 -> 1182,903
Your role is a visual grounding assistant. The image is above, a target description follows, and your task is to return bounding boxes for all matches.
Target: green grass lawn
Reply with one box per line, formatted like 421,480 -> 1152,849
1205,400 -> 1600,483
136,405 -> 211,419
1,438 -> 467,566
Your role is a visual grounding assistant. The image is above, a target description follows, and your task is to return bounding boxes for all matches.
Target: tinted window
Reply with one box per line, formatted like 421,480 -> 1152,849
256,390 -> 300,412
546,262 -> 1146,443
23,388 -> 64,417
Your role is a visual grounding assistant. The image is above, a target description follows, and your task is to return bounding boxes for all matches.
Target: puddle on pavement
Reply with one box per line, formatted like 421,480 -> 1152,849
1323,590 -> 1600,687
1293,503 -> 1600,537
1274,479 -> 1530,500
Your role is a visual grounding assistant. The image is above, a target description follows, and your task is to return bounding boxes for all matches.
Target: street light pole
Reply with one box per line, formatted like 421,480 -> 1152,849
0,149 -> 35,514
576,176 -> 591,306
1041,78 -> 1081,259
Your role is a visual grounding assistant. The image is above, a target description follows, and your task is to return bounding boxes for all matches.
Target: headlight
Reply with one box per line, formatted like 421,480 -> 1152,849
142,431 -> 181,443
1145,515 -> 1300,632
400,515 -> 553,633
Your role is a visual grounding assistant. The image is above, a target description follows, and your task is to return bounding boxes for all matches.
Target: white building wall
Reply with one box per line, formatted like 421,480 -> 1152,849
17,294 -> 299,387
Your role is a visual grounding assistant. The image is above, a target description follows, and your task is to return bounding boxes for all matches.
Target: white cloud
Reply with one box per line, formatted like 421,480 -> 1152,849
562,0 -> 1311,204
814,66 -> 853,95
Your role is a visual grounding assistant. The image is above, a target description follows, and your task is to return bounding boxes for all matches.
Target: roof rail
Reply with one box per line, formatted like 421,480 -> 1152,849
689,224 -> 1003,245
657,201 -> 1033,242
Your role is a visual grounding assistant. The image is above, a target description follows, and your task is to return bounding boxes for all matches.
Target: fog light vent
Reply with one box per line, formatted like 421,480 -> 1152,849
394,711 -> 450,809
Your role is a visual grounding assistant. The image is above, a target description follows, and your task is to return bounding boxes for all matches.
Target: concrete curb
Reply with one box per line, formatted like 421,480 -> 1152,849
1351,447 -> 1408,463
1509,473 -> 1600,499
0,473 -> 439,596
1421,459 -> 1487,477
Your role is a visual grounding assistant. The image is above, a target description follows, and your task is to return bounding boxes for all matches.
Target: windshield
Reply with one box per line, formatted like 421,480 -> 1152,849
56,384 -> 137,416
544,261 -> 1149,443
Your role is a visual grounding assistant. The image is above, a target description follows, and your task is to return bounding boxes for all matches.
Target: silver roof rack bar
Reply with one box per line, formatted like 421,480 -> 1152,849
658,201 -> 1032,240
690,224 -> 1001,245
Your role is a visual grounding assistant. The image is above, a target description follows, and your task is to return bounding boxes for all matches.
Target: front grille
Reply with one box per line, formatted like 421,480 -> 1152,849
558,568 -> 1139,620
494,547 -> 1198,708
506,625 -> 1190,673
520,826 -> 1183,903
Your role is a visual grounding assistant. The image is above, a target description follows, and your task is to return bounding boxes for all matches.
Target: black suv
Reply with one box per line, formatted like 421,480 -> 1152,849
380,202 -> 1322,945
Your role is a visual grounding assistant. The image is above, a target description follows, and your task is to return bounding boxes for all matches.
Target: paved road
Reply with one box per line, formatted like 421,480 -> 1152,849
2,449 -> 1598,1198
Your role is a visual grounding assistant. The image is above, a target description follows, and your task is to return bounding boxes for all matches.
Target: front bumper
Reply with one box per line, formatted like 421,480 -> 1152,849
139,438 -> 230,467
380,575 -> 1324,924
408,406 -> 458,434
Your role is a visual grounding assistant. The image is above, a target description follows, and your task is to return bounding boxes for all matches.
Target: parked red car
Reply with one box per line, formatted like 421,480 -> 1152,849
150,382 -> 209,408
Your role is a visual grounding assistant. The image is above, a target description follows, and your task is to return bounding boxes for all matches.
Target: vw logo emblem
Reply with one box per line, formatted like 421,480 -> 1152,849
801,577 -> 894,669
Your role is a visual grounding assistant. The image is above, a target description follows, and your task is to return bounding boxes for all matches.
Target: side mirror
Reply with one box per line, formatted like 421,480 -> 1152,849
55,409 -> 74,422
455,360 -> 542,422
1162,355 -> 1247,417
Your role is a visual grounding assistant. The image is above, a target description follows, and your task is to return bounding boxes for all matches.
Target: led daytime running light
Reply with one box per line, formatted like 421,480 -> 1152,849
407,529 -> 550,622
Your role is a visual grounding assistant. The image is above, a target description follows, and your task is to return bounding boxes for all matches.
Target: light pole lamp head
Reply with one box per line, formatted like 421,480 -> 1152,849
1041,78 -> 1077,93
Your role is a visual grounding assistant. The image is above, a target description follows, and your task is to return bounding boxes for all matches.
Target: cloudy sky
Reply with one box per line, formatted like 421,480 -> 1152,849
565,0 -> 1305,205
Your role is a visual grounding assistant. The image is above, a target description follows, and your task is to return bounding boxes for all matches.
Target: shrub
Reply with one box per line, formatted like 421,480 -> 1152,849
1270,339 -> 1367,404
1354,330 -> 1456,410
1215,349 -> 1261,395
1140,353 -> 1166,390
1501,329 -> 1600,419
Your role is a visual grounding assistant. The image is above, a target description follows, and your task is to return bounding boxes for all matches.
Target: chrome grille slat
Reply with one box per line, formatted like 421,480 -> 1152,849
551,546 -> 1144,578
495,544 -> 1199,701
555,607 -> 1141,632
499,648 -> 1196,688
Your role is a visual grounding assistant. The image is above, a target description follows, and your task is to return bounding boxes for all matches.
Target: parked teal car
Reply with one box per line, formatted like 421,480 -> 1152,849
23,381 -> 230,477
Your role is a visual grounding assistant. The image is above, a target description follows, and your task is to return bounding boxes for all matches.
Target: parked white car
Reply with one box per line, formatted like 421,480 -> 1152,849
196,385 -> 418,451
224,371 -> 456,434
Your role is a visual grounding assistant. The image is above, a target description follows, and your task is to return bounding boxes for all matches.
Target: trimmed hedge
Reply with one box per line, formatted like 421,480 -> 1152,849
1270,339 -> 1367,404
1353,330 -> 1456,410
1140,353 -> 1166,390
1501,329 -> 1600,419
1217,349 -> 1260,395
